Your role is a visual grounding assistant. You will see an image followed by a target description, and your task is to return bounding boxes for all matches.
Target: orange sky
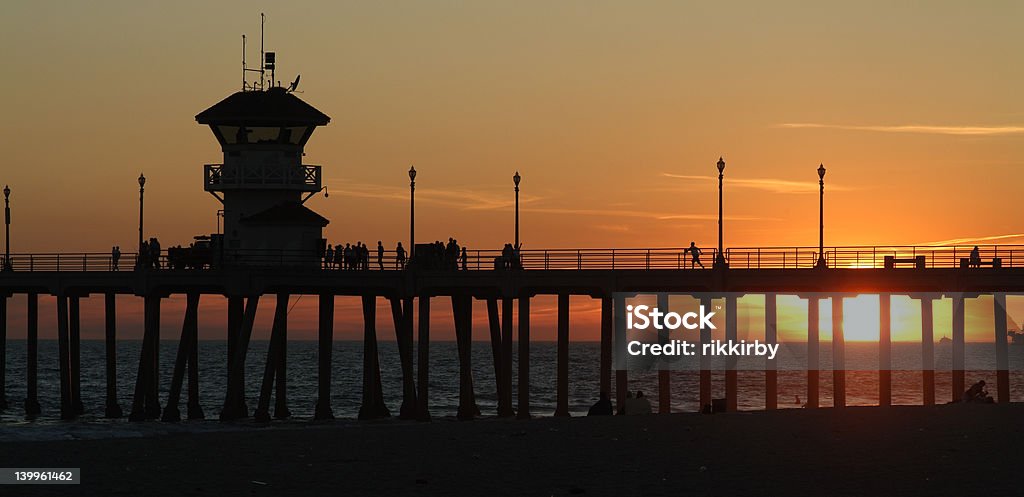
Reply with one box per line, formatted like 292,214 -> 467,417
3,2 -> 1024,340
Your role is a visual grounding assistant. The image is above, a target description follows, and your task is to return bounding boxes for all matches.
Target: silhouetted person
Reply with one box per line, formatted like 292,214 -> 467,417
962,380 -> 993,403
461,246 -> 468,270
396,242 -> 406,269
343,243 -> 352,270
377,241 -> 384,270
150,238 -> 161,269
325,244 -> 334,269
111,246 -> 121,271
970,246 -> 981,268
628,390 -> 652,415
587,391 -> 613,416
685,242 -> 704,269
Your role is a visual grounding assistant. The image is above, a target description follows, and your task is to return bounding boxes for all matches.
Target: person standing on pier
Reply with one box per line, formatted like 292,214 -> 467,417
396,242 -> 406,269
685,242 -> 704,269
377,241 -> 384,270
461,246 -> 468,270
325,244 -> 334,269
970,246 -> 981,268
111,246 -> 121,271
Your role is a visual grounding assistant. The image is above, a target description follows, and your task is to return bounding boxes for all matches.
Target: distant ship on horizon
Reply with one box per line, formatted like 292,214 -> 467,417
938,336 -> 952,345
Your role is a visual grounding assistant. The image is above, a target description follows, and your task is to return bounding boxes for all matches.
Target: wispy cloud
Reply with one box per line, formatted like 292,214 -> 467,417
916,233 -> 1024,247
661,173 -> 853,194
777,123 -> 1024,136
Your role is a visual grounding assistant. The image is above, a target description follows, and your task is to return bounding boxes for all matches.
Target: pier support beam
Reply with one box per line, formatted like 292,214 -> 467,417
104,293 -> 122,418
220,295 -> 259,421
993,293 -> 1010,403
951,295 -> 965,402
130,295 -> 163,421
725,295 -> 738,412
500,297 -> 515,417
614,295 -> 627,414
699,296 -> 712,413
69,296 -> 83,415
517,296 -> 531,419
0,294 -> 6,411
56,295 -> 73,420
256,293 -> 291,422
832,296 -> 846,408
555,294 -> 570,417
163,293 -> 200,422
599,297 -> 612,403
315,294 -> 335,421
359,295 -> 390,420
807,296 -> 820,409
879,293 -> 891,407
24,293 -> 40,418
226,296 -> 246,415
416,296 -> 431,421
186,297 -> 203,420
656,293 -> 670,414
765,293 -> 778,410
390,296 -> 417,419
486,298 -> 508,417
920,297 -> 935,406
453,295 -> 479,420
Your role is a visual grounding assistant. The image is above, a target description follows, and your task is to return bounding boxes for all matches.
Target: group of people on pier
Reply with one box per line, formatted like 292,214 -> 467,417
137,238 -> 162,269
323,241 -> 393,270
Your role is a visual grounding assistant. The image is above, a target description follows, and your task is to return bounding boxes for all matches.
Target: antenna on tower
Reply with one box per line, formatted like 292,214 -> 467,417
241,14 -> 271,91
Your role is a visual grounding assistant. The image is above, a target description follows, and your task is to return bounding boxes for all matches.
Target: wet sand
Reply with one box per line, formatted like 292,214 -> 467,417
2,403 -> 1021,497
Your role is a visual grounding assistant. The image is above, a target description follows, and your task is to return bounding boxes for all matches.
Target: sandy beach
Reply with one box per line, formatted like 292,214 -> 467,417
1,403 -> 1020,496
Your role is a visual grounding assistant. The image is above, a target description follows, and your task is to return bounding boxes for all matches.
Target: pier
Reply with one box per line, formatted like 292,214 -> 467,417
0,243 -> 1020,421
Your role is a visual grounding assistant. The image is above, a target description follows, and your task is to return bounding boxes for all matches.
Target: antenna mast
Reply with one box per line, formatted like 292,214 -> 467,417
260,13 -> 265,90
241,34 -> 247,91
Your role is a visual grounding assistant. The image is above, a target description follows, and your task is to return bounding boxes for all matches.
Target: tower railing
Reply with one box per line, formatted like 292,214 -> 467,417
204,163 -> 322,191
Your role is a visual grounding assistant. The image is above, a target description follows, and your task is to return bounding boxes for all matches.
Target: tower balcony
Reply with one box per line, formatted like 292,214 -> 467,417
204,163 -> 322,192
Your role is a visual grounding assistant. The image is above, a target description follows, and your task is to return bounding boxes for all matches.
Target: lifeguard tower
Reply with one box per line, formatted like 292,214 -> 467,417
195,40 -> 329,267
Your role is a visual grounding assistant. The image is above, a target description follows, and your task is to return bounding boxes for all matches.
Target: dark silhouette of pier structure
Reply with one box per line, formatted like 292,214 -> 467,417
0,80 -> 1019,422
0,245 -> 1020,421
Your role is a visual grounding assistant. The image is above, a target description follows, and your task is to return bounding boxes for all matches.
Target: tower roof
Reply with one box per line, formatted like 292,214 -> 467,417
239,202 -> 330,227
196,87 -> 330,127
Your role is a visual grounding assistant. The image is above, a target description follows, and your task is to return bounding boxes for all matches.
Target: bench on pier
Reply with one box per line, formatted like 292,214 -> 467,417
959,257 -> 1002,268
883,255 -> 925,269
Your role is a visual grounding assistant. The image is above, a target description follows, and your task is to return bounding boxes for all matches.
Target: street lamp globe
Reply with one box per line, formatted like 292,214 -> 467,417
818,163 -> 826,180
138,173 -> 146,188
513,171 -> 521,187
409,165 -> 416,182
3,185 -> 9,199
717,157 -> 726,174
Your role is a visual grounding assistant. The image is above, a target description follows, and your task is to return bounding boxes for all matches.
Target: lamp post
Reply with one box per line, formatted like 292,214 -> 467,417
138,173 -> 145,265
513,171 -> 521,250
3,185 -> 10,271
817,163 -> 827,268
715,157 -> 727,268
409,166 -> 416,259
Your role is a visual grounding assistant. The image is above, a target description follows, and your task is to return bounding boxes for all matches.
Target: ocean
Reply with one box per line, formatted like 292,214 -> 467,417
0,340 -> 1021,424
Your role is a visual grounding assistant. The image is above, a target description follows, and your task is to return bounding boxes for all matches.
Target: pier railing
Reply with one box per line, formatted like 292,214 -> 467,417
3,245 -> 1024,272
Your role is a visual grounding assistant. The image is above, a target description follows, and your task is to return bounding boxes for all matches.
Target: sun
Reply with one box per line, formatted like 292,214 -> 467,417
840,295 -> 880,341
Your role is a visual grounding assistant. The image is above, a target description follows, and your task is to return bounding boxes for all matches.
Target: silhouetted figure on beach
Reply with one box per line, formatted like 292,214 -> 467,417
587,391 -> 613,416
962,380 -> 994,403
111,246 -> 121,271
969,246 -> 981,268
629,391 -> 653,415
685,242 -> 704,269
377,241 -> 384,270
